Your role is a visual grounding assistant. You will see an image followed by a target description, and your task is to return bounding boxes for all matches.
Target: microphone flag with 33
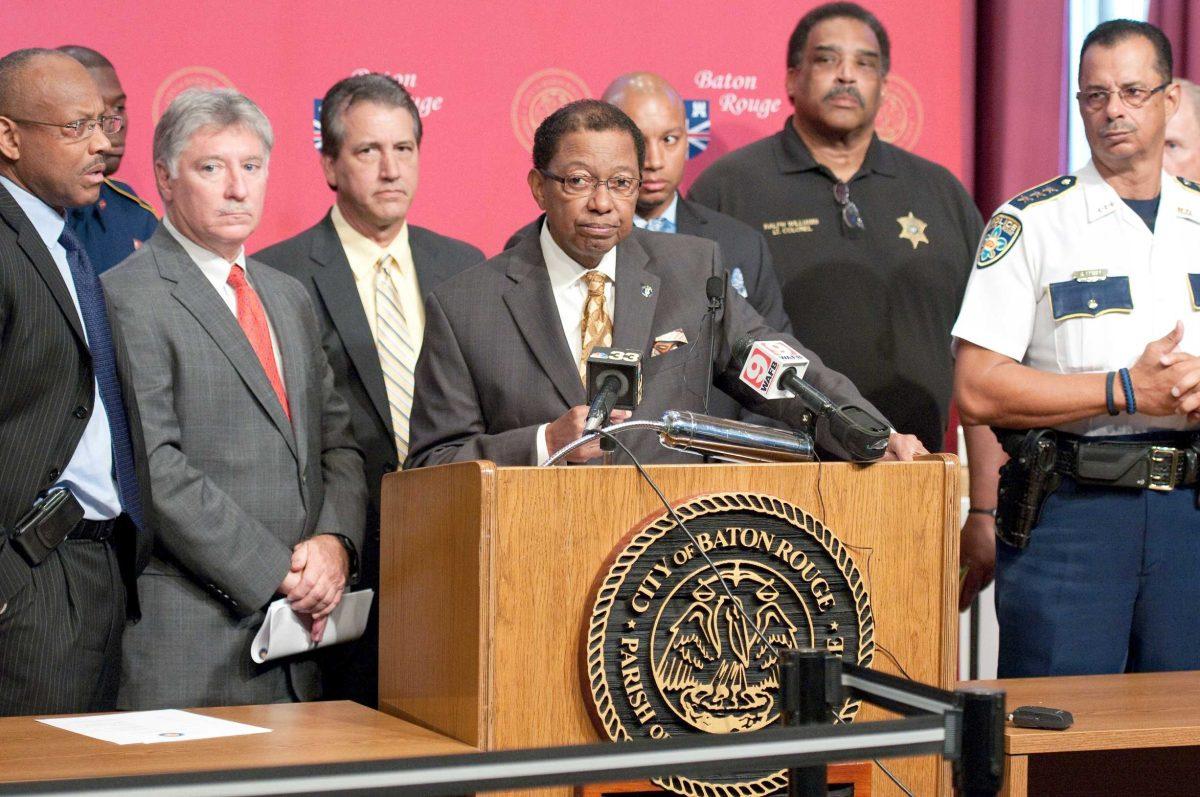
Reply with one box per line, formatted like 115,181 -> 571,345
584,347 -> 642,432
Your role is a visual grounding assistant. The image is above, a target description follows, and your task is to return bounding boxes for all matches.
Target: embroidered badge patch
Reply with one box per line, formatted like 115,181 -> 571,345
976,213 -> 1022,268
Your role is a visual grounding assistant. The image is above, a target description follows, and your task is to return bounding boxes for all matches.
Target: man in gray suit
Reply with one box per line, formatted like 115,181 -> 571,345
102,89 -> 366,709
408,100 -> 925,468
256,74 -> 482,706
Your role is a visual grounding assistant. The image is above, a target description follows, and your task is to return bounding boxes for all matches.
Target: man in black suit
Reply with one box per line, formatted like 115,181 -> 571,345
506,73 -> 789,335
256,73 -> 483,707
0,48 -> 152,715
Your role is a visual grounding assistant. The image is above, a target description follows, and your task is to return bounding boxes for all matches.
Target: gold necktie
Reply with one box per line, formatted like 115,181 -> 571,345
374,254 -> 416,461
579,269 -> 612,382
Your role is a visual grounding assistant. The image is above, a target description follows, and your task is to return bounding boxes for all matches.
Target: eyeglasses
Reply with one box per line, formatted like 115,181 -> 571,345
539,169 -> 641,198
1075,82 -> 1170,111
833,181 -> 865,233
8,114 -> 124,140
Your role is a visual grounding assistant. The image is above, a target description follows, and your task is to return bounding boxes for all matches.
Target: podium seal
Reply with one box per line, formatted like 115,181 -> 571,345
584,492 -> 873,797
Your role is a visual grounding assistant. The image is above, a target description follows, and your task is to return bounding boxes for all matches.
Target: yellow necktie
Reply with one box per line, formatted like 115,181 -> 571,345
374,254 -> 416,460
579,270 -> 612,382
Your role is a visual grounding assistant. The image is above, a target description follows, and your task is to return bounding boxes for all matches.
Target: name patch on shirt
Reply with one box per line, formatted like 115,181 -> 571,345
1048,275 -> 1132,320
762,218 -> 820,236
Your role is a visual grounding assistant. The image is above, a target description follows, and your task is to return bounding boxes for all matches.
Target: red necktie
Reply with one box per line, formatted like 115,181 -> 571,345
227,264 -> 290,420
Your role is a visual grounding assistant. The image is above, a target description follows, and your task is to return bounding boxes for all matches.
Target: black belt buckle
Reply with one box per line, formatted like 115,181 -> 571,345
1148,446 -> 1181,491
8,488 -> 84,566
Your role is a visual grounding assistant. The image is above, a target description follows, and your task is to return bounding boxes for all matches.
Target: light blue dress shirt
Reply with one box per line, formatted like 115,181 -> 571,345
1,175 -> 121,520
634,192 -> 679,232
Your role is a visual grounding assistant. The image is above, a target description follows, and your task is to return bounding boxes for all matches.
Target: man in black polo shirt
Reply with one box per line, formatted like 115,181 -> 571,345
690,1 -> 1006,608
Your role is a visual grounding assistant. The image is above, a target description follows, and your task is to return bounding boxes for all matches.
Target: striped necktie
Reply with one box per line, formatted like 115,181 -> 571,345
579,269 -> 612,382
374,254 -> 417,460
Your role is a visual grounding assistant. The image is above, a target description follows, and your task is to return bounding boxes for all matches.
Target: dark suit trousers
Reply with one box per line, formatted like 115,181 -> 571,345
0,539 -> 125,716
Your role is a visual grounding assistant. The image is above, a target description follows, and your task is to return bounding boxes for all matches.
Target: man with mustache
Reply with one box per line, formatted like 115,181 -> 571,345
57,46 -> 157,275
101,88 -> 366,708
0,48 -> 153,715
688,1 -> 1005,613
954,20 -> 1200,677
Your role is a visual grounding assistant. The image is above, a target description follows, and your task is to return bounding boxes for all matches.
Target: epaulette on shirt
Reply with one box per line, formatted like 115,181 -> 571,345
1008,175 -> 1077,210
1177,175 -> 1200,194
105,178 -> 160,218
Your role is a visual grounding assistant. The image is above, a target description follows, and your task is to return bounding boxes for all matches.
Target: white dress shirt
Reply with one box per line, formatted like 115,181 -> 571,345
535,219 -> 617,463
163,217 -> 286,388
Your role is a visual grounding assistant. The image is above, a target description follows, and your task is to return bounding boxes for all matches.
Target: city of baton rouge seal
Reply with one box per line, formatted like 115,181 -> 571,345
152,66 -> 236,124
875,73 -> 924,151
583,493 -> 873,797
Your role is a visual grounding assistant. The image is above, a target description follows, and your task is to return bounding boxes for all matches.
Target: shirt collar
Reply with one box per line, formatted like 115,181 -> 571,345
0,174 -> 66,254
539,217 -> 617,291
774,118 -> 896,179
162,215 -> 246,277
331,203 -> 410,281
634,192 -> 679,228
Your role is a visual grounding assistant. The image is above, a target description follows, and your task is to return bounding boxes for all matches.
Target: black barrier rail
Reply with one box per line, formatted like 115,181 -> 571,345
1,654 -> 1005,797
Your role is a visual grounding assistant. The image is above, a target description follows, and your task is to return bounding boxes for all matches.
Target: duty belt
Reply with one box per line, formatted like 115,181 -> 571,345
1055,436 -> 1200,491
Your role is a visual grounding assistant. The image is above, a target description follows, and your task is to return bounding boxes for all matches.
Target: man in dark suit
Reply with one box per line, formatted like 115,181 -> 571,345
103,88 -> 365,709
256,74 -> 482,706
0,48 -> 152,715
506,72 -> 789,335
408,100 -> 925,468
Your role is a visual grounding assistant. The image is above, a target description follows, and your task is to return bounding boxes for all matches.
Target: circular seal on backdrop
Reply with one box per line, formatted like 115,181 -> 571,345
152,66 -> 237,123
584,493 -> 874,797
511,68 -> 591,152
875,73 -> 923,151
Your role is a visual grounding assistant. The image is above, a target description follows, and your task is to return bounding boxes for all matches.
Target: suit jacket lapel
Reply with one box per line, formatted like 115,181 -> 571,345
502,237 -> 585,407
0,184 -> 86,344
308,215 -> 393,441
612,235 -> 659,354
409,226 -> 448,295
253,261 -> 308,484
151,228 -> 298,460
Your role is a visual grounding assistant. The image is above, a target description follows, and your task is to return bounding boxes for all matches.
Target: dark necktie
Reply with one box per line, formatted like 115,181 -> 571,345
58,227 -> 145,531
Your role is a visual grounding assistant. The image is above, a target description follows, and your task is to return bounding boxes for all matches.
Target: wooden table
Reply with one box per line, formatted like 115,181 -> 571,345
0,700 -> 476,785
968,671 -> 1200,796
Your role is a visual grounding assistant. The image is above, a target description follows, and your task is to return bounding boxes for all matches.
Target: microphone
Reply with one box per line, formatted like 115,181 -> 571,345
584,347 -> 643,432
732,336 -> 891,461
703,276 -> 724,416
659,410 -> 814,463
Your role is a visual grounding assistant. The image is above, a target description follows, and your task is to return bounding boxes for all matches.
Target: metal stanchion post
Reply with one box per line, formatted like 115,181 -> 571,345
781,648 -> 839,797
953,686 -> 1006,797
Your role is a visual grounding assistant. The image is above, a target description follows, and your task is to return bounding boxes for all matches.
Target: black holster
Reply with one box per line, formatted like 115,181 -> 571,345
994,429 -> 1061,550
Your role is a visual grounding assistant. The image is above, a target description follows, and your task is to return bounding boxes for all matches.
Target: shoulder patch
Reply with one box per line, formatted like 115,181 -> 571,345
104,178 -> 159,218
1177,175 -> 1200,194
1008,175 -> 1076,210
976,213 -> 1022,268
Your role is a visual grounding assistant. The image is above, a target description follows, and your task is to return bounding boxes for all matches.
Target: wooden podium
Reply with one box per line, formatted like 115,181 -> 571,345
379,457 -> 959,797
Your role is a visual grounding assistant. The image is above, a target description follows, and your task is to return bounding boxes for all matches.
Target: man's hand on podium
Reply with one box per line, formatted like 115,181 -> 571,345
881,431 -> 928,461
545,405 -> 632,462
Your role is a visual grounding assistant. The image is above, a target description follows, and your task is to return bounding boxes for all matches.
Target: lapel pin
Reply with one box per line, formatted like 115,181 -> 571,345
641,284 -> 654,298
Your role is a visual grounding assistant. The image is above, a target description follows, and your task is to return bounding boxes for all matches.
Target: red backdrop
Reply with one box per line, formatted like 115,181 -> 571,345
4,0 -> 975,256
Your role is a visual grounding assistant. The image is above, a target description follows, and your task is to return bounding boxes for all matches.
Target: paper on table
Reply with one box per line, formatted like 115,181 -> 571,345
251,588 -> 374,664
38,709 -> 271,745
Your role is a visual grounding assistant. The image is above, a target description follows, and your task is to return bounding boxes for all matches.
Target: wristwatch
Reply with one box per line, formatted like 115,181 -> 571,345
328,534 -> 361,586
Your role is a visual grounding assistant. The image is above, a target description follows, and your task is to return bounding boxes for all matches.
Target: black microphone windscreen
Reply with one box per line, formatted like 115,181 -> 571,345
732,335 -> 756,365
706,275 -> 725,302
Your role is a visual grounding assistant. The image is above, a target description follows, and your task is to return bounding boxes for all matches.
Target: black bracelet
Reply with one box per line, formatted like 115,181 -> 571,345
1105,370 -> 1119,416
1119,367 -> 1136,415
968,507 -> 996,517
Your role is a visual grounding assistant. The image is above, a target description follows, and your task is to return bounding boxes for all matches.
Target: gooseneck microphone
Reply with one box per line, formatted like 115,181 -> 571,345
732,336 -> 891,461
584,347 -> 643,432
703,276 -> 724,416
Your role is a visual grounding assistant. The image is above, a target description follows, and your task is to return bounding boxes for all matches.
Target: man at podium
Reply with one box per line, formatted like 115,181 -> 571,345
407,100 -> 924,467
